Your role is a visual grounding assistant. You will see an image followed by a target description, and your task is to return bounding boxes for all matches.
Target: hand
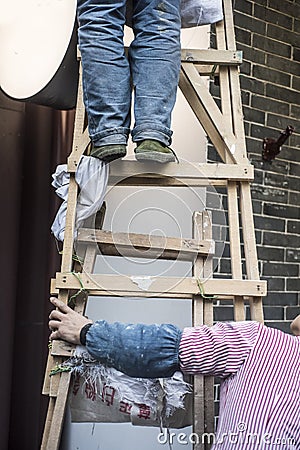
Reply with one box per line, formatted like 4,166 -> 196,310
49,297 -> 93,345
291,314 -> 300,336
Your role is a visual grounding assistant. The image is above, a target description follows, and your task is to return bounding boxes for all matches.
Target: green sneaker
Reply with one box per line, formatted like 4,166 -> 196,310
134,140 -> 177,163
90,144 -> 127,162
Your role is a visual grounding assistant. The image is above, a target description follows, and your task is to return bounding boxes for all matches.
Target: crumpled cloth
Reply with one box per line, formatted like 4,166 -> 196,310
51,155 -> 109,242
180,0 -> 223,27
126,0 -> 223,28
65,346 -> 192,428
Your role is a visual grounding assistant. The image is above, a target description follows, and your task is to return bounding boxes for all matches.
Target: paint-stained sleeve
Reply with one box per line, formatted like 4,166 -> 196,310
85,320 -> 182,378
179,321 -> 260,378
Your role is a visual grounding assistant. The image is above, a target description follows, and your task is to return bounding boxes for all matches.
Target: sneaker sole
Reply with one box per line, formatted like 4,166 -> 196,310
91,146 -> 127,163
135,151 -> 176,163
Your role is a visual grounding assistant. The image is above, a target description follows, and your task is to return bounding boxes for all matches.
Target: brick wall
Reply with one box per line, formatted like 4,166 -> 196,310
210,0 -> 300,332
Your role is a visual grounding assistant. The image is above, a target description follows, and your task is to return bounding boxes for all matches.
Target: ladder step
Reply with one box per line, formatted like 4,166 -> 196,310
77,48 -> 242,65
54,273 -> 267,298
77,229 -> 214,260
181,49 -> 242,65
108,161 -> 253,186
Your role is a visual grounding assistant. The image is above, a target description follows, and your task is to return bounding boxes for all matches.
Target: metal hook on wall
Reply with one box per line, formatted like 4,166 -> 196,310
262,125 -> 294,162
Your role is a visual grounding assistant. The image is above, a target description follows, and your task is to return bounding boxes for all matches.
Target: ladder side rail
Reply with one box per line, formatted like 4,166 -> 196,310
196,212 -> 214,450
221,0 -> 264,322
222,0 -> 248,159
239,183 -> 264,322
215,10 -> 246,321
41,60 -> 90,448
192,212 -> 206,450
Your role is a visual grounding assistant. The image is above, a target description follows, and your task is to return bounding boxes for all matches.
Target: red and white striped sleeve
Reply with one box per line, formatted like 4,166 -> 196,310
179,321 -> 260,378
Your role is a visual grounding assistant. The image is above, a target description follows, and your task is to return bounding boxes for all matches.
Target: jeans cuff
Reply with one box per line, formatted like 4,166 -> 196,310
132,123 -> 173,146
92,127 -> 130,146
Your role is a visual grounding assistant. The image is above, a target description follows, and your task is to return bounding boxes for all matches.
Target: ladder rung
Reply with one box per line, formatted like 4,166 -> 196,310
77,229 -> 215,260
77,47 -> 243,66
181,49 -> 242,65
109,161 -> 253,187
54,273 -> 267,298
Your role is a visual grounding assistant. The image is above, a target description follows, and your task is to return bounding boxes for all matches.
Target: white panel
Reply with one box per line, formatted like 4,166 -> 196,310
0,0 -> 76,98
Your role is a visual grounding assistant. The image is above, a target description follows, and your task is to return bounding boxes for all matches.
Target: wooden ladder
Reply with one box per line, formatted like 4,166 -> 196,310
41,0 -> 266,448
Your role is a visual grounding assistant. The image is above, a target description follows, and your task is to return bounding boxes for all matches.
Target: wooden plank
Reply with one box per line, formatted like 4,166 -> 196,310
215,3 -> 246,321
109,161 -> 254,186
181,63 -> 239,157
60,176 -> 79,272
40,397 -> 55,450
67,128 -> 90,172
197,213 -> 215,450
239,181 -> 264,323
222,0 -> 237,51
215,18 -> 248,163
41,58 -> 87,448
77,229 -> 215,260
67,61 -> 88,173
51,340 -> 77,357
179,64 -> 240,165
42,347 -> 55,396
227,182 -> 246,321
45,371 -> 71,450
81,202 -> 107,275
83,244 -> 99,272
222,1 -> 248,161
55,273 -> 267,297
179,67 -> 226,164
181,49 -> 242,65
192,212 -> 207,450
111,176 -> 229,187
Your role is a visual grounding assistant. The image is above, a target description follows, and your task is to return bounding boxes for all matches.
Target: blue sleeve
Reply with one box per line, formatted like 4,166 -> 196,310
85,321 -> 182,378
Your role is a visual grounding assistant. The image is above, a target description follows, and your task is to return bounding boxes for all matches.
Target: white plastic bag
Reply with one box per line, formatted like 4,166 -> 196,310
51,155 -> 109,241
67,347 -> 193,428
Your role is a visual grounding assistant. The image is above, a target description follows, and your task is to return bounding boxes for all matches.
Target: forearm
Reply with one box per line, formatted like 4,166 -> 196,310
85,320 -> 182,378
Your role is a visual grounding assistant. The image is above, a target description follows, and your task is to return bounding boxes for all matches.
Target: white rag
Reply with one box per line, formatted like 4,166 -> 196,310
51,155 -> 109,242
180,0 -> 223,28
126,0 -> 223,28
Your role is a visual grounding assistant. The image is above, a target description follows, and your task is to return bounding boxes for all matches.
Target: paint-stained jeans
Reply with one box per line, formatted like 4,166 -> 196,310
77,0 -> 181,146
86,320 -> 182,378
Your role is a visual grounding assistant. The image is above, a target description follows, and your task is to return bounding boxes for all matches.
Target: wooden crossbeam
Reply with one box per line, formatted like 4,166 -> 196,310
77,228 -> 214,260
54,272 -> 267,297
108,161 -> 253,187
181,49 -> 242,65
180,65 -> 237,165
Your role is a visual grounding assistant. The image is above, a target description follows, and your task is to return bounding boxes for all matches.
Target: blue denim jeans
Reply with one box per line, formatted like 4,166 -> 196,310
77,0 -> 181,147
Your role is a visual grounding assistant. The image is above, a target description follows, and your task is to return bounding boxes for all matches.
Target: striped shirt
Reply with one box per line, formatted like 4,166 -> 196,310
179,321 -> 300,449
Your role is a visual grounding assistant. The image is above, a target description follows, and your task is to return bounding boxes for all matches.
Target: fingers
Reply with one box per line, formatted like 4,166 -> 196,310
49,319 -> 61,332
49,309 -> 65,322
49,329 -> 60,341
48,296 -> 90,345
50,297 -> 72,314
